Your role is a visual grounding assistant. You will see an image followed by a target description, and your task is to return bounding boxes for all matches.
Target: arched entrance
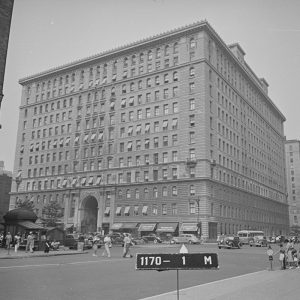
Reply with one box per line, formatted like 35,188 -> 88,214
80,196 -> 98,234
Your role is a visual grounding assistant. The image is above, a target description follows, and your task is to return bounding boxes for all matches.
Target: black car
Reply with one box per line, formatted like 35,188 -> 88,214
110,232 -> 125,246
64,234 -> 93,250
218,235 -> 241,249
142,234 -> 162,244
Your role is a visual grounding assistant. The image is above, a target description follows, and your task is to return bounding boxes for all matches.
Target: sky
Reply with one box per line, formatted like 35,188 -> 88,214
1,0 -> 300,172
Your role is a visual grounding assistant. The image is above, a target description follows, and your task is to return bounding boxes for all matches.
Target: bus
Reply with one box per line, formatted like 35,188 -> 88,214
237,230 -> 264,245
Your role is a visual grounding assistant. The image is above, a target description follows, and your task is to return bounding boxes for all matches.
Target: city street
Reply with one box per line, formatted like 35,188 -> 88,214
0,243 -> 278,300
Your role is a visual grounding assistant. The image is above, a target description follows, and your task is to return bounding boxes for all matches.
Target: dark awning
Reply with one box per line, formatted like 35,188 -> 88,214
122,223 -> 138,229
17,221 -> 45,230
156,223 -> 178,233
180,223 -> 198,232
138,223 -> 156,232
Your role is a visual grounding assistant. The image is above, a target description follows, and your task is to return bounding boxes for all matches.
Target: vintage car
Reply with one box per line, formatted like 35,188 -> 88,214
218,235 -> 241,249
249,236 -> 268,247
171,234 -> 201,244
64,234 -> 93,250
141,234 -> 162,244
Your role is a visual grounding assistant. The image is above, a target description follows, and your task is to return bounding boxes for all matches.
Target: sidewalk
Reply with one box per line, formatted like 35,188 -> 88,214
0,247 -> 88,259
139,268 -> 300,300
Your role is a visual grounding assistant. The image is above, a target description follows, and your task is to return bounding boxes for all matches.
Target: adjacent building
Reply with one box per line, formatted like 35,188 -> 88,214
10,21 -> 289,239
285,140 -> 300,232
0,0 -> 14,127
0,161 -> 12,227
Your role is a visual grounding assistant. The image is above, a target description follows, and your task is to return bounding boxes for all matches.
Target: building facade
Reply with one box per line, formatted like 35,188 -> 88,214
10,21 -> 289,239
285,140 -> 300,231
0,161 -> 12,227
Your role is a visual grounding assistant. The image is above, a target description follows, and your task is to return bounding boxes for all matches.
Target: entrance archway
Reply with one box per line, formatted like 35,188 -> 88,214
80,196 -> 98,233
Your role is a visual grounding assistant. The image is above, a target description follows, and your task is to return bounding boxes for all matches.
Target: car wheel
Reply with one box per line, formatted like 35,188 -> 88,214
218,246 -> 221,249
250,244 -> 252,247
188,240 -> 193,244
154,239 -> 158,244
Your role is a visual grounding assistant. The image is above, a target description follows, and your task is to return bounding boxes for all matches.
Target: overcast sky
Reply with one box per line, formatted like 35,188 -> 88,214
1,0 -> 300,172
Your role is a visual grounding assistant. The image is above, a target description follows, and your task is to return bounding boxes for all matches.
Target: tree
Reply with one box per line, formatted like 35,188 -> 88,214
15,198 -> 35,211
42,200 -> 64,227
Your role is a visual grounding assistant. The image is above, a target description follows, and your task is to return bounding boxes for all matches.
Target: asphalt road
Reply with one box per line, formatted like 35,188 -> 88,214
0,243 -> 279,300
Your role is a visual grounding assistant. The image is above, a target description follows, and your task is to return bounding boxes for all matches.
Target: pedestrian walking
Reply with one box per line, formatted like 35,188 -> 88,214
26,232 -> 34,253
5,232 -> 12,255
286,242 -> 294,269
102,234 -> 111,258
123,234 -> 133,258
92,235 -> 98,257
14,232 -> 21,253
44,239 -> 51,253
278,244 -> 286,270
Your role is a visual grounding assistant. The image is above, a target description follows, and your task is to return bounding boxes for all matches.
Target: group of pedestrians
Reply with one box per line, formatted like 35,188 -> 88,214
91,233 -> 133,258
277,239 -> 300,270
2,231 -> 35,254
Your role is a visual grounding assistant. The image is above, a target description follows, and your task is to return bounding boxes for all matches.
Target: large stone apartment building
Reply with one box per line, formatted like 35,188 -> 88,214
10,21 -> 289,239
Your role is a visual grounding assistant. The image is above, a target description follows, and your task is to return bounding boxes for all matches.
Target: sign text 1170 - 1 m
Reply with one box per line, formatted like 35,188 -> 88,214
136,253 -> 219,270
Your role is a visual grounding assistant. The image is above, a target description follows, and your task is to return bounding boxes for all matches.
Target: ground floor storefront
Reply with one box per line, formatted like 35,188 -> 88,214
9,180 -> 290,239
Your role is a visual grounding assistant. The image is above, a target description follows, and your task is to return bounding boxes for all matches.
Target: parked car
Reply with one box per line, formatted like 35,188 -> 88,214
218,235 -> 241,249
64,234 -> 92,250
142,234 -> 162,244
171,234 -> 201,244
110,232 -> 125,246
249,236 -> 268,247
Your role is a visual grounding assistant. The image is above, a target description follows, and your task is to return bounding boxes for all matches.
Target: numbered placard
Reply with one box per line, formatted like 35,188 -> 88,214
136,253 -> 219,270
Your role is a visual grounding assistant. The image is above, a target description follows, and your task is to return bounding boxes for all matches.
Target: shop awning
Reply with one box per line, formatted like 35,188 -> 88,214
138,223 -> 156,232
180,223 -> 198,232
115,207 -> 122,215
111,223 -> 123,230
124,206 -> 130,215
156,223 -> 178,233
104,207 -> 110,215
122,223 -> 138,229
17,221 -> 45,230
142,206 -> 148,215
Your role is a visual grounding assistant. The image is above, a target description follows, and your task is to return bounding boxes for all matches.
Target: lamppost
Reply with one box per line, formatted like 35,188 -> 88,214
195,196 -> 201,237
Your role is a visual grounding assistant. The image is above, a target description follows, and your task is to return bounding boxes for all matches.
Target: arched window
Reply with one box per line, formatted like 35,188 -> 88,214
164,45 -> 169,56
173,42 -> 178,53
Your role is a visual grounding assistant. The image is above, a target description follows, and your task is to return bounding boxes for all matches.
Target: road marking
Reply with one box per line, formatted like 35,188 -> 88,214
139,270 -> 266,300
0,258 -> 128,270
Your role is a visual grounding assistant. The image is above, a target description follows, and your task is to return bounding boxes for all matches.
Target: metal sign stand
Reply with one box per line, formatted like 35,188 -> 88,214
176,269 -> 179,300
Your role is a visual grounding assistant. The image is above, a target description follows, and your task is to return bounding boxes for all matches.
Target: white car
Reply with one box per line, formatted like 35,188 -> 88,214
171,234 -> 201,244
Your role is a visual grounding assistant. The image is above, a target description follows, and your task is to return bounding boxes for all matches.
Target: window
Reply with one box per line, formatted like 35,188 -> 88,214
189,67 -> 195,77
173,102 -> 178,113
190,38 -> 196,49
189,99 -> 195,110
171,203 -> 177,215
189,115 -> 195,127
189,82 -> 195,93
162,204 -> 167,215
189,149 -> 196,160
189,202 -> 196,214
190,185 -> 195,195
172,186 -> 177,196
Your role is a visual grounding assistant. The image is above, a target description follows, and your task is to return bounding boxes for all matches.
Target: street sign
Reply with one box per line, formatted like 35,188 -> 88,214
136,253 -> 219,270
267,249 -> 273,256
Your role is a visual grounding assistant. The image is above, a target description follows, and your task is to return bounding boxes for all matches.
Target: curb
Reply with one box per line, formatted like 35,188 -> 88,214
0,251 -> 88,259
